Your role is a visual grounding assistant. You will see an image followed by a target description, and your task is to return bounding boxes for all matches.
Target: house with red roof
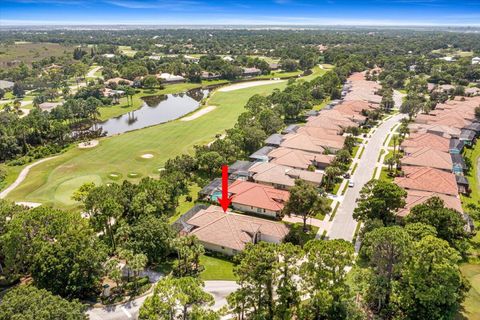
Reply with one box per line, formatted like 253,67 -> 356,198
228,180 -> 290,218
185,205 -> 289,255
395,166 -> 458,196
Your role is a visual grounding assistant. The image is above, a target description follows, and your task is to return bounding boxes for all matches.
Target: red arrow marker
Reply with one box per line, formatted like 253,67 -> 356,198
218,165 -> 231,213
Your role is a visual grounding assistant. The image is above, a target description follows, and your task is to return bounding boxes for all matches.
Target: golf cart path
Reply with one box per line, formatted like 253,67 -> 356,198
0,156 -> 58,199
217,79 -> 285,92
87,66 -> 103,78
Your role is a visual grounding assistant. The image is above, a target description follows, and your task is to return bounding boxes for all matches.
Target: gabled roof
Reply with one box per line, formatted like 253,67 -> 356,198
279,134 -> 326,153
268,147 -> 334,170
265,134 -> 284,146
400,147 -> 452,171
401,132 -> 450,153
449,138 -> 464,151
460,129 -> 476,140
249,162 -> 324,187
397,190 -> 463,217
229,180 -> 290,211
291,129 -> 345,150
395,166 -> 458,196
250,146 -> 276,161
187,205 -> 289,251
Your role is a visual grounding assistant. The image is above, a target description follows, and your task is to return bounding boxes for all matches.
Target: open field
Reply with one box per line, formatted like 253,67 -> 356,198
0,42 -> 75,67
118,45 -> 137,57
459,141 -> 480,320
6,81 -> 287,208
459,263 -> 480,320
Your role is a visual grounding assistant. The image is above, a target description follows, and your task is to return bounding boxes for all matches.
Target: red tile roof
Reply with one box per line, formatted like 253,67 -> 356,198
187,205 -> 289,251
395,166 -> 458,196
397,189 -> 463,217
229,180 -> 290,212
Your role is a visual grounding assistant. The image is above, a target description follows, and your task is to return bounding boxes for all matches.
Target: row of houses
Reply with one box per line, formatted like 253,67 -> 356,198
394,96 -> 480,224
175,71 -> 384,255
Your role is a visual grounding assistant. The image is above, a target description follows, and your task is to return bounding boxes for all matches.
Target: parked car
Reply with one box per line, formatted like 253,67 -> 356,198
343,173 -> 350,179
348,180 -> 355,188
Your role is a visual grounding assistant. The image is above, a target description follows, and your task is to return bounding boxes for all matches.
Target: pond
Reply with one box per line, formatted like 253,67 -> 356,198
97,88 -> 210,136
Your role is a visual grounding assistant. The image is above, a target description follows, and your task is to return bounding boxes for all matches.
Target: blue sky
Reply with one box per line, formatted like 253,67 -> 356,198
1,0 -> 480,26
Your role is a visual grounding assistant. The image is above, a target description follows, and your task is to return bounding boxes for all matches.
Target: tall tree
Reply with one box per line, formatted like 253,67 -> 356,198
396,236 -> 469,319
359,226 -> 411,319
282,179 -> 330,231
354,180 -> 406,226
0,285 -> 87,320
301,239 -> 357,320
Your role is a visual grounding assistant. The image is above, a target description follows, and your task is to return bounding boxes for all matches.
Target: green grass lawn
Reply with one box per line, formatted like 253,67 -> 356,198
379,167 -> 394,182
459,263 -> 480,320
200,255 -> 236,281
254,70 -> 302,80
459,141 -> 480,320
0,164 -> 25,192
6,81 -> 287,207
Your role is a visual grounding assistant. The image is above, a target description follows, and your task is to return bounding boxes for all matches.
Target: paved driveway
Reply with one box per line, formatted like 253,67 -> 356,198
86,280 -> 238,320
327,113 -> 406,241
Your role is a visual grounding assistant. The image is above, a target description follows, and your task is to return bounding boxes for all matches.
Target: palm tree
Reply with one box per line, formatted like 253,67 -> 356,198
324,166 -> 341,191
386,157 -> 396,173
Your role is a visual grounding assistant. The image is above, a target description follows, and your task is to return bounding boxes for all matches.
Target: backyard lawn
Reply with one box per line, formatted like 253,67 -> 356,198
199,255 -> 237,281
6,81 -> 287,207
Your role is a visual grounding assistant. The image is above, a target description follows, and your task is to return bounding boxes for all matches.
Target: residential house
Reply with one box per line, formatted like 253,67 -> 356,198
198,178 -> 223,201
242,67 -> 262,77
451,154 -> 467,174
0,80 -> 14,90
279,134 -> 326,154
449,139 -> 465,154
400,147 -> 453,172
183,205 -> 289,255
157,73 -> 185,83
228,180 -> 290,218
459,129 -> 476,146
265,133 -> 284,147
249,146 -> 276,162
472,57 -> 480,65
293,128 -> 346,151
455,175 -> 470,194
397,189 -> 463,218
281,124 -> 299,135
38,102 -> 62,112
200,71 -> 221,80
400,132 -> 450,154
395,166 -> 458,196
268,147 -> 334,170
248,162 -> 324,190
228,160 -> 254,180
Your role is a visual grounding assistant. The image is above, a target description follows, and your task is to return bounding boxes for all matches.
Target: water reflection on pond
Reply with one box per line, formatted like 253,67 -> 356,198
97,89 -> 209,136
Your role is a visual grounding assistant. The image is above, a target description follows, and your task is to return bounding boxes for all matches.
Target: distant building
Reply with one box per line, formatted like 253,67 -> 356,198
0,80 -> 14,90
38,102 -> 62,112
157,73 -> 185,83
222,56 -> 234,62
242,67 -> 262,77
102,53 -> 116,58
472,57 -> 480,65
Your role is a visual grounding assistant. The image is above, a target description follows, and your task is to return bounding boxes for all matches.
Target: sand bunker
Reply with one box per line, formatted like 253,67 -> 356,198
141,153 -> 154,159
78,140 -> 99,149
181,106 -> 216,121
217,79 -> 285,92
